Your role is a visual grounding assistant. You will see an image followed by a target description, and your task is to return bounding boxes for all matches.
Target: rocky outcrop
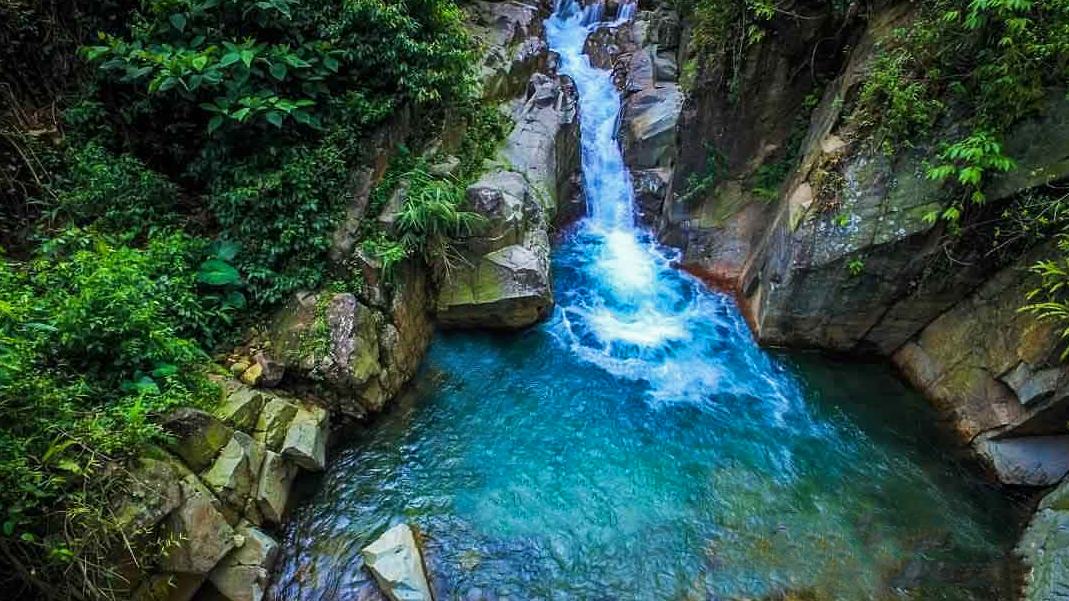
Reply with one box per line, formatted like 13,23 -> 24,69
123,381 -> 328,601
361,524 -> 433,601
738,9 -> 1069,354
263,257 -> 433,418
465,0 -> 551,102
1016,477 -> 1069,600
437,68 -> 581,328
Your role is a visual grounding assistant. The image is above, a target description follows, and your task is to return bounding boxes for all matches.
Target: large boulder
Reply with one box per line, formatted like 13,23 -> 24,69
280,403 -> 329,472
255,450 -> 298,525
465,0 -> 550,102
265,257 -> 432,418
893,243 -> 1069,447
438,71 -> 580,329
208,523 -> 280,601
361,524 -> 433,601
437,234 -> 553,328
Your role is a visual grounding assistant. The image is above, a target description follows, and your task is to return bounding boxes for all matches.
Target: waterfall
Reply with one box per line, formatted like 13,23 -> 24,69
544,0 -> 807,427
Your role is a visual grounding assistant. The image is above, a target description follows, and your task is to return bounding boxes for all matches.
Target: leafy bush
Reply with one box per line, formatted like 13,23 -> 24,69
0,228 -> 237,598
79,0 -> 479,305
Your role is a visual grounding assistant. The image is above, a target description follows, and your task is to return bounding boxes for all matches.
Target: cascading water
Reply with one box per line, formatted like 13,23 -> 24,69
268,4 -> 1018,601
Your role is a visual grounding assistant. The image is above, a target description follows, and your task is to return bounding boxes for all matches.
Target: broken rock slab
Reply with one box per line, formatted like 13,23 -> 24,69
361,524 -> 433,601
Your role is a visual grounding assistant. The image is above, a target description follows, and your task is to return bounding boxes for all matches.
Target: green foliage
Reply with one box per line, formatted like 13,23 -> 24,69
679,146 -> 728,205
54,141 -> 180,235
847,258 -> 865,276
1023,232 -> 1069,359
0,229 -> 228,598
923,130 -> 1017,225
76,0 -> 479,305
852,0 -> 1069,150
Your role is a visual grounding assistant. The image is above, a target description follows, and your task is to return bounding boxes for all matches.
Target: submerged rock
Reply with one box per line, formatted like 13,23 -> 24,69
361,524 -> 433,601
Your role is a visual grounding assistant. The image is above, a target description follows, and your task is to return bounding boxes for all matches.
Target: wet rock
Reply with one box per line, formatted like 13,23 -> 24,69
280,403 -> 329,472
653,49 -> 677,82
620,84 -> 684,170
256,450 -> 298,524
361,524 -> 433,601
632,167 -> 671,226
208,523 -> 280,601
977,436 -> 1069,486
162,409 -> 233,473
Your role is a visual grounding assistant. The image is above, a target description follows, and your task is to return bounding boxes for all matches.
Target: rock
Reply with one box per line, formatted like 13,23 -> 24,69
252,352 -> 284,388
116,451 -> 185,538
133,573 -> 206,601
632,168 -> 671,226
1040,477 -> 1069,512
437,236 -> 553,329
280,403 -> 329,471
977,436 -> 1069,486
621,84 -> 684,170
893,242 -> 1069,444
229,361 -> 250,377
254,397 -> 299,451
256,451 -> 298,524
653,49 -> 677,81
429,156 -> 461,177
201,432 -> 266,522
208,524 -> 280,601
361,524 -> 433,601
240,363 -> 263,386
464,171 -> 529,254
466,0 -> 550,102
216,387 -> 266,432
1016,507 -> 1069,601
159,473 -> 237,574
162,409 -> 234,472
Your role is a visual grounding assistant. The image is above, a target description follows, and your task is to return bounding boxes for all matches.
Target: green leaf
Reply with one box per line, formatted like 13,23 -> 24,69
241,49 -> 255,68
170,13 -> 187,32
211,240 -> 241,261
220,52 -> 242,67
3,521 -> 14,536
223,291 -> 247,309
197,258 -> 242,286
208,115 -> 225,134
151,363 -> 178,378
192,56 -> 208,72
265,110 -> 284,128
323,56 -> 340,72
270,62 -> 288,81
159,77 -> 179,92
231,107 -> 251,122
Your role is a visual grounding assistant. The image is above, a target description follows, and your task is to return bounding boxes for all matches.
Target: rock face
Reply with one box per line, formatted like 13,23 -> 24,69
265,258 -> 433,418
361,524 -> 434,601
437,70 -> 580,329
1017,477 -> 1069,601
126,381 -> 326,601
465,0 -> 551,102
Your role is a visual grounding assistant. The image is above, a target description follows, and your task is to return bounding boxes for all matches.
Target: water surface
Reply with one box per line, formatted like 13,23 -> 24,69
268,3 -> 1018,599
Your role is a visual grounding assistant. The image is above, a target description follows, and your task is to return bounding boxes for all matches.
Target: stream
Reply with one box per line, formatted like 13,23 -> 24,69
268,2 -> 1019,599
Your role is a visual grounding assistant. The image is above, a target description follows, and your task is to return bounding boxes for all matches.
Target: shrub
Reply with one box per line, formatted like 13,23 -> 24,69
0,228 -> 234,598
